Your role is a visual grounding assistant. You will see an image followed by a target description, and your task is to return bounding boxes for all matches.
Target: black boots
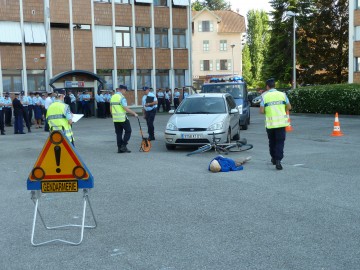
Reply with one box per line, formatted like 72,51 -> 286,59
275,160 -> 283,170
118,145 -> 131,153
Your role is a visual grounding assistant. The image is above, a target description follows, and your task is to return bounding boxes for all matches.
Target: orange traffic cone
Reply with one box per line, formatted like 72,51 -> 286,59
285,111 -> 293,132
330,112 -> 344,136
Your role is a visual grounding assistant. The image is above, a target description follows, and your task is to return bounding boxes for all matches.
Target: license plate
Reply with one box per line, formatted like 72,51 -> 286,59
181,134 -> 203,139
41,181 -> 78,193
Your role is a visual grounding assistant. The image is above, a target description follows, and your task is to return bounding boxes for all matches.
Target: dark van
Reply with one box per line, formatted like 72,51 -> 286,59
201,77 -> 250,130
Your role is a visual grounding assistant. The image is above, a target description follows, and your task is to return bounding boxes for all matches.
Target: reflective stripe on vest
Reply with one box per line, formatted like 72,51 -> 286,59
46,102 -> 74,141
110,93 -> 126,122
263,91 -> 289,129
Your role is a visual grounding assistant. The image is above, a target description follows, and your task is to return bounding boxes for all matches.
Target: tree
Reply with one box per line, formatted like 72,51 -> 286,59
191,0 -> 231,11
246,10 -> 270,87
242,45 -> 254,85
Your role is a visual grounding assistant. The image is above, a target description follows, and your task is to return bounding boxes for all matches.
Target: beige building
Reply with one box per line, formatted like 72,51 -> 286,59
349,0 -> 360,83
191,8 -> 246,88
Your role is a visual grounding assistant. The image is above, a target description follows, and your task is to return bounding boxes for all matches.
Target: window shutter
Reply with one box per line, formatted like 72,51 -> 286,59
216,60 -> 220,71
198,22 -> 202,32
200,60 -> 204,71
228,59 -> 232,71
210,60 -> 213,71
210,21 -> 213,32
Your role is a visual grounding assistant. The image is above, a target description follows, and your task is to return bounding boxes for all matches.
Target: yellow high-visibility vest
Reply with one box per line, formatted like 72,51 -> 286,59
110,93 -> 126,122
263,91 -> 289,129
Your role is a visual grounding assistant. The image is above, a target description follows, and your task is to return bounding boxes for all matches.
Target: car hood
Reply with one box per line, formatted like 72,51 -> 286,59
170,114 -> 227,129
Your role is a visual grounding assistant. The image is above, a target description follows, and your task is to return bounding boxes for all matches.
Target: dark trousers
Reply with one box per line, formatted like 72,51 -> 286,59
97,102 -> 105,118
14,113 -> 23,133
28,105 -> 34,124
145,109 -> 156,139
174,98 -> 180,110
22,106 -> 30,129
158,98 -> 165,112
105,102 -> 111,117
44,109 -> 49,131
77,101 -> 82,114
165,99 -> 171,112
82,101 -> 90,117
0,110 -> 4,132
70,102 -> 76,114
114,119 -> 132,147
266,127 -> 286,161
4,107 -> 12,126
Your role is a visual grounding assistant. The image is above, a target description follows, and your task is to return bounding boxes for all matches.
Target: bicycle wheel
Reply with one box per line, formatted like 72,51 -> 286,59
225,143 -> 253,153
186,144 -> 212,156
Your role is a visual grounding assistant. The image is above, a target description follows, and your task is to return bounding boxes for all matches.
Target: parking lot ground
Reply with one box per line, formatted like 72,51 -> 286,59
1,109 -> 360,270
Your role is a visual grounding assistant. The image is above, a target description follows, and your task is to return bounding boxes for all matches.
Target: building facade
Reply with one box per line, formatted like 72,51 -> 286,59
349,0 -> 358,83
0,0 -> 192,105
191,8 -> 246,89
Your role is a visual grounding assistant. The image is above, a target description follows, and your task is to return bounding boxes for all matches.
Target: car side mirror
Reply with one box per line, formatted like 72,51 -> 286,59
230,108 -> 238,114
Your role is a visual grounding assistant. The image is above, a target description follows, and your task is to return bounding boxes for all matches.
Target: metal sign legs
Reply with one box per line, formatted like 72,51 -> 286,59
30,189 -> 97,246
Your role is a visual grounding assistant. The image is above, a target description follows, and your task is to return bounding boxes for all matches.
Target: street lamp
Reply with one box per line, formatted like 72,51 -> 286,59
286,11 -> 296,89
230,44 -> 235,78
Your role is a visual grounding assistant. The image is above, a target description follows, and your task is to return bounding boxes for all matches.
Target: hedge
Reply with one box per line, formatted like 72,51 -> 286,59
287,84 -> 360,115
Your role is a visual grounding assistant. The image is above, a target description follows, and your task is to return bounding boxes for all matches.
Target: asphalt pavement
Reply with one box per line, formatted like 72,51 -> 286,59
1,108 -> 360,270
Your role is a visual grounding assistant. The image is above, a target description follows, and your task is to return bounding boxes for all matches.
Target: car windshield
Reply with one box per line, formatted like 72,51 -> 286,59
176,97 -> 226,114
201,84 -> 245,99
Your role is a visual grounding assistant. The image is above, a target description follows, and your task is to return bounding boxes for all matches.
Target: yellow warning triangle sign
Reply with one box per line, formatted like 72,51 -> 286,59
28,131 -> 92,183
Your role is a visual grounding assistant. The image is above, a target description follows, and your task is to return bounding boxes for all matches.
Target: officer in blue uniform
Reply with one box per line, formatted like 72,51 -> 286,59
173,88 -> 180,110
28,92 -> 35,126
12,93 -> 25,134
82,90 -> 91,117
4,92 -> 13,127
156,88 -> 165,112
0,94 -> 5,135
20,91 -> 31,132
142,86 -> 158,141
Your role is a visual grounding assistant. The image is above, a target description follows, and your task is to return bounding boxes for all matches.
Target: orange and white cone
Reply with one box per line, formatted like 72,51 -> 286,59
285,111 -> 293,132
330,112 -> 344,137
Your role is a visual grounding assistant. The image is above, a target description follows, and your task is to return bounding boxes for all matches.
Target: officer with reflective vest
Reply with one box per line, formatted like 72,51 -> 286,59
260,78 -> 291,170
46,89 -> 74,145
110,85 -> 138,153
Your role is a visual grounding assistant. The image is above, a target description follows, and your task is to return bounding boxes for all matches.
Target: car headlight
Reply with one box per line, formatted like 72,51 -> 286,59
166,122 -> 178,131
238,104 -> 243,114
208,122 -> 224,131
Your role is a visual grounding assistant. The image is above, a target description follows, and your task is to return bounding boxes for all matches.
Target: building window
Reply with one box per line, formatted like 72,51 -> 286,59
220,40 -> 227,51
2,70 -> 22,93
155,28 -> 168,48
117,69 -> 132,90
154,0 -> 167,6
73,24 -> 91,30
97,69 -> 113,90
27,70 -> 45,91
116,26 -> 131,47
136,27 -> 150,48
137,69 -> 152,88
355,58 -> 360,72
216,59 -> 231,71
174,70 -> 185,88
203,40 -> 209,51
156,69 -> 169,88
173,28 -> 186,48
200,60 -> 212,71
94,0 -> 129,3
198,21 -> 213,32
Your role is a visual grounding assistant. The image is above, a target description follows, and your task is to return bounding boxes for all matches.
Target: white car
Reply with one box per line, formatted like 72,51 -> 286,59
164,93 -> 240,150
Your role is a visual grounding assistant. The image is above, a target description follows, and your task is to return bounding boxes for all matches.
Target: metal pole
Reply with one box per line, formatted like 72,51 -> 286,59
293,16 -> 296,89
231,44 -> 235,78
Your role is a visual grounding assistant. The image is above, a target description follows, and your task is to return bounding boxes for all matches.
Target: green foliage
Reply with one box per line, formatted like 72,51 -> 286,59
288,84 -> 360,115
191,0 -> 231,10
242,45 -> 254,86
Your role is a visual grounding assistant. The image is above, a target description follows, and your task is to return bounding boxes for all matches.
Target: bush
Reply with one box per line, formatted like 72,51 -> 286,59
287,84 -> 360,115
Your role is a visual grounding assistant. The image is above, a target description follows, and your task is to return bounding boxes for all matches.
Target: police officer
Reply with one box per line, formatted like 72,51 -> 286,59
68,91 -> 77,113
82,90 -> 91,117
0,94 -> 5,135
165,89 -> 171,112
3,92 -> 13,127
104,91 -> 111,118
173,88 -> 180,110
46,89 -> 74,145
12,93 -> 25,134
156,88 -> 165,112
97,91 -> 106,118
28,92 -> 35,126
110,85 -> 138,153
142,86 -> 158,141
260,78 -> 291,170
20,91 -> 31,132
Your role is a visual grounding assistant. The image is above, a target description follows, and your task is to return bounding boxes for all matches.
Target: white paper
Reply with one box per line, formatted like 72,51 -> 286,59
72,114 -> 84,123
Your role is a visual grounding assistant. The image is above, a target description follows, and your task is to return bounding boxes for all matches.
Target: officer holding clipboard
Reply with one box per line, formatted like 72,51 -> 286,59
141,87 -> 158,141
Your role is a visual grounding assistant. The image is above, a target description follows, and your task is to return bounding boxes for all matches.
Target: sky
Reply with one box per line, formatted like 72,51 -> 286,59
228,0 -> 273,17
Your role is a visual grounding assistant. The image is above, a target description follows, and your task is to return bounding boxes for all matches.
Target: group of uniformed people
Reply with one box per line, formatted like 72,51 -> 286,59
156,87 -> 188,112
94,91 -> 113,119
